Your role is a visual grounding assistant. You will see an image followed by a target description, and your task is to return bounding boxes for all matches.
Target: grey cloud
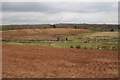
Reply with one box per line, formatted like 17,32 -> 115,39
2,11 -> 117,24
2,2 -> 118,13
2,2 -> 50,12
2,2 -> 118,24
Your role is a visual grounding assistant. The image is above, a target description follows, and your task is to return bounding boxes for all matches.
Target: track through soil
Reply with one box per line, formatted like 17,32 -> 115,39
2,44 -> 118,78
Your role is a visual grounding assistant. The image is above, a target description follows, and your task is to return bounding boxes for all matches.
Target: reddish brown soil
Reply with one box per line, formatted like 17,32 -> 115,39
2,44 -> 118,78
2,28 -> 92,40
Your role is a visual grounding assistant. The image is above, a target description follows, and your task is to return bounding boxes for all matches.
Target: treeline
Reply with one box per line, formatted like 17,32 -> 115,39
1,24 -> 118,31
54,24 -> 118,31
1,24 -> 51,30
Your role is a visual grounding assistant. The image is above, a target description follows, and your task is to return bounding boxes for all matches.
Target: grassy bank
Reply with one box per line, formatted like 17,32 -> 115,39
3,31 -> 119,50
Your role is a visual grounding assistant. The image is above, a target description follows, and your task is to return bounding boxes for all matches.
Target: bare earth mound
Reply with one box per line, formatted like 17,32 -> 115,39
2,44 -> 118,78
2,28 -> 92,40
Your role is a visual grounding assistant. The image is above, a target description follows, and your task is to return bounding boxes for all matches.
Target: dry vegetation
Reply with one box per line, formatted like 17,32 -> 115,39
2,28 -> 92,40
85,32 -> 118,37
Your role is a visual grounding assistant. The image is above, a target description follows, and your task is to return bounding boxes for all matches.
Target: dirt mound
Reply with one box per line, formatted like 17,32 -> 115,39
2,28 -> 92,40
2,44 -> 118,78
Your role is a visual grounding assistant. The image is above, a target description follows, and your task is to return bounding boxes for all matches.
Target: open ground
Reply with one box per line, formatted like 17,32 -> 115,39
3,28 -> 118,50
2,44 -> 118,78
2,28 -> 92,40
2,28 -> 119,78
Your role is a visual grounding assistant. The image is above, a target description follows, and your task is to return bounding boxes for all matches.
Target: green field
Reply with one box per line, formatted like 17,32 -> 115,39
4,31 -> 119,50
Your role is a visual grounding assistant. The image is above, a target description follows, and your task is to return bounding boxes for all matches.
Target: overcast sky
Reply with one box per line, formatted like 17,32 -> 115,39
2,2 -> 118,24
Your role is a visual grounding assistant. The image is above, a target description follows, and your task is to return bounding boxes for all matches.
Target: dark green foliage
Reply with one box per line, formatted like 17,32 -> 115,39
110,28 -> 114,31
2,24 -> 118,31
97,45 -> 100,49
70,45 -> 73,48
51,25 -> 56,28
74,26 -> 77,29
84,46 -> 87,49
66,38 -> 68,41
76,45 -> 81,49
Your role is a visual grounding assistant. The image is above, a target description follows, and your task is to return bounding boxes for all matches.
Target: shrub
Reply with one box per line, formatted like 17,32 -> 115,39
112,46 -> 117,50
102,46 -> 106,49
90,47 -> 92,49
97,45 -> 100,49
74,26 -> 77,29
84,46 -> 87,49
110,28 -> 114,31
70,45 -> 73,48
76,45 -> 81,49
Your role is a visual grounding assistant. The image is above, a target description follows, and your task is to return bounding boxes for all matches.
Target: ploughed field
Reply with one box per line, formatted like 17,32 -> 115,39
2,28 -> 92,40
2,44 -> 118,78
2,28 -> 119,78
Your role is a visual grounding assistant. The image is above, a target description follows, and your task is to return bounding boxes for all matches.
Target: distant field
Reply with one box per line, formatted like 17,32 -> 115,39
85,32 -> 118,37
2,24 -> 118,31
2,28 -> 92,40
3,29 -> 119,50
